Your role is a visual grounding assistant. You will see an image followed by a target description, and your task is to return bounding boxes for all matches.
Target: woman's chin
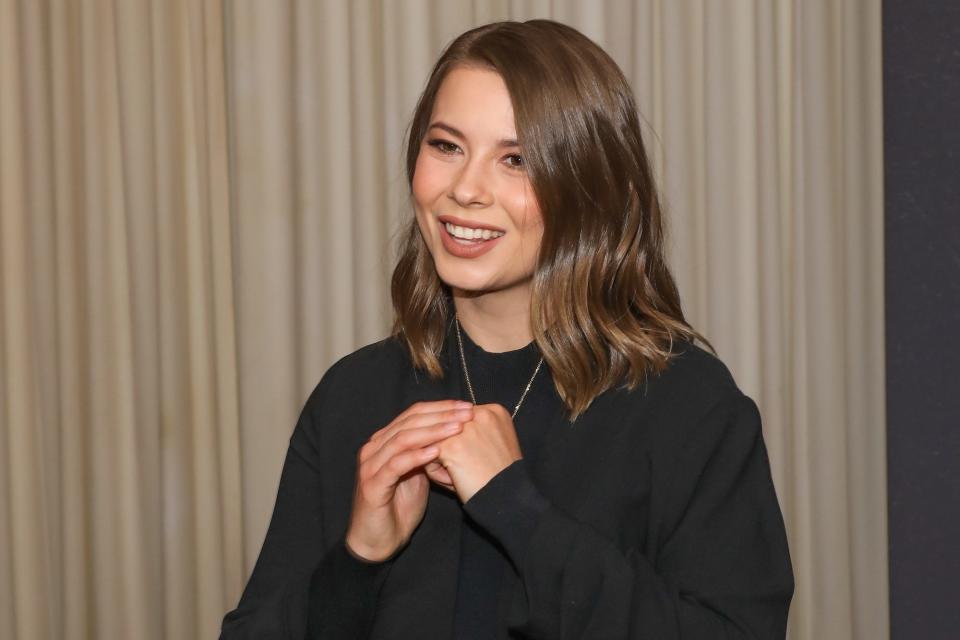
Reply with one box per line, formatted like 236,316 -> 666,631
442,279 -> 533,302
443,280 -> 496,297
433,263 -> 533,300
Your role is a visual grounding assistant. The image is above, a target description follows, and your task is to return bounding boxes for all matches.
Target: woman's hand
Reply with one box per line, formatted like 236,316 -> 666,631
345,400 -> 473,562
432,403 -> 523,503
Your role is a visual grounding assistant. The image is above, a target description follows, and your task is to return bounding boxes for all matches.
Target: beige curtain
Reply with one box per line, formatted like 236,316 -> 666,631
0,1 -> 242,638
0,1 -> 885,638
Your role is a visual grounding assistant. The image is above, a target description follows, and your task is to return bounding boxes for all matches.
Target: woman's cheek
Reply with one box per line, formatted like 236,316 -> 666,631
412,153 -> 446,203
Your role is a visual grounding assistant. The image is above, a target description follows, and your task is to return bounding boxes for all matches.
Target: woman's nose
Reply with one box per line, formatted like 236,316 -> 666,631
448,160 -> 493,208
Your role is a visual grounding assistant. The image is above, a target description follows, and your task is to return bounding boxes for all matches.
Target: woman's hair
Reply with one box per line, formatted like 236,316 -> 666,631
391,19 -> 710,419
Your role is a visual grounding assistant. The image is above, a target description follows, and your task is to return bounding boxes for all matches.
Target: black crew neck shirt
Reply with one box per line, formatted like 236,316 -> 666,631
220,319 -> 794,639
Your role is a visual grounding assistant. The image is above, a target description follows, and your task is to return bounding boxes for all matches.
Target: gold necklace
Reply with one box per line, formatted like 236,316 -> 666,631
455,316 -> 544,419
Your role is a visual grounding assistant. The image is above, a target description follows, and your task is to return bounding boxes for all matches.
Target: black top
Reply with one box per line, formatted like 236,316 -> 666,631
220,320 -> 794,639
451,326 -> 551,639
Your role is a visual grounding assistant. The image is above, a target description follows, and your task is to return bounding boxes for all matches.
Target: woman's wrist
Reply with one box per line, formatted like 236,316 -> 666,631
463,459 -> 551,566
344,532 -> 400,564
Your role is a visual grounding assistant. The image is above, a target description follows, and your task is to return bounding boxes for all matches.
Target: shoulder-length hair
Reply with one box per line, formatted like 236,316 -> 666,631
391,19 -> 710,419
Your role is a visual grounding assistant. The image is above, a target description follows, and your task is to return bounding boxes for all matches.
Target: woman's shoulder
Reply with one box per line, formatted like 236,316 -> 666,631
615,338 -> 751,425
327,334 -> 409,376
313,334 -> 412,397
604,339 -> 762,456
294,335 -> 413,432
658,339 -> 741,398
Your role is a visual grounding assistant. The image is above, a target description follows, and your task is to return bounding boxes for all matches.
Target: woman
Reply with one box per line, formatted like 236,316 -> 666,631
221,19 -> 794,639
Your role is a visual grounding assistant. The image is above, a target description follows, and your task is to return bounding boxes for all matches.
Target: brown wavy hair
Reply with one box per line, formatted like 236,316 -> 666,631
391,19 -> 710,419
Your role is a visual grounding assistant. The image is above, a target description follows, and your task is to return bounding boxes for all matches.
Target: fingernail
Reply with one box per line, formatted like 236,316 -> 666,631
444,421 -> 461,431
424,446 -> 439,456
455,401 -> 473,408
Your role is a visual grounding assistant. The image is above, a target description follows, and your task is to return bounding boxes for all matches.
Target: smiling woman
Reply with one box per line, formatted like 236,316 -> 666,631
221,19 -> 793,640
412,66 -> 544,330
392,22 -> 711,419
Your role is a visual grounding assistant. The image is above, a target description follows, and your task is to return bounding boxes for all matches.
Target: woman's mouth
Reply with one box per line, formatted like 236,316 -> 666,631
443,222 -> 505,244
438,220 -> 504,258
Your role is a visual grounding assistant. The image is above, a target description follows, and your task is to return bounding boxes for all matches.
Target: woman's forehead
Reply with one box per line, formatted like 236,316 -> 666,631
430,67 -> 518,142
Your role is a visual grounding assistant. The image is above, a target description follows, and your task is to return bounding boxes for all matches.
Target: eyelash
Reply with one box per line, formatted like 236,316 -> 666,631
425,138 -> 525,171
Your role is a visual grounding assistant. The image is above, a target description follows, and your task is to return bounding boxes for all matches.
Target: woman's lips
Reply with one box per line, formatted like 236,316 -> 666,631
437,214 -> 506,234
438,221 -> 503,258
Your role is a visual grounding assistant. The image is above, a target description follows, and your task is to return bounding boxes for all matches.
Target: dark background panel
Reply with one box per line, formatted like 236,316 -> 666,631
883,1 -> 960,639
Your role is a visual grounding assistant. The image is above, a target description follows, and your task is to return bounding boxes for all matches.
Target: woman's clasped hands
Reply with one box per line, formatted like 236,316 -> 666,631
344,399 -> 522,562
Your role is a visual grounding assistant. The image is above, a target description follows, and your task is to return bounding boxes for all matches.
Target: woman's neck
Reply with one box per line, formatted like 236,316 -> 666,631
453,287 -> 533,353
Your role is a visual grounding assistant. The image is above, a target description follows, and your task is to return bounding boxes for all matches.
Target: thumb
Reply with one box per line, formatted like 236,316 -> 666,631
424,461 -> 455,491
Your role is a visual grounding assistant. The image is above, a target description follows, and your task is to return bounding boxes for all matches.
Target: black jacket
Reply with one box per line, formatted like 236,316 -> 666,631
220,326 -> 794,639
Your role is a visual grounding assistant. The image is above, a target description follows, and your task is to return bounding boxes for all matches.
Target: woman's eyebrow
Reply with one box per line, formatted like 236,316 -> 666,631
428,121 -> 519,148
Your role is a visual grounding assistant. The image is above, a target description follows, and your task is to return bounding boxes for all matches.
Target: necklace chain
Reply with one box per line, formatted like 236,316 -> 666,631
455,316 -> 544,419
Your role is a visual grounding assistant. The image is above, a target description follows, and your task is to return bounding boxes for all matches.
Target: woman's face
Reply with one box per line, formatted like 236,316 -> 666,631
412,65 -> 544,301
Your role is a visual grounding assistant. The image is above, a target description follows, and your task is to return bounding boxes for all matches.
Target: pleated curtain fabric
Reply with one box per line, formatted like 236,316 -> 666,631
0,1 -> 242,638
0,1 -> 886,639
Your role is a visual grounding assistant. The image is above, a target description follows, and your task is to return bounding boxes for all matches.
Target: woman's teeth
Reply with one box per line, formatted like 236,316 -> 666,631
445,222 -> 505,241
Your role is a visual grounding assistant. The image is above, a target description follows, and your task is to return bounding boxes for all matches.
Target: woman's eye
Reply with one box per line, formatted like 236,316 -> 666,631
503,154 -> 525,170
426,139 -> 460,154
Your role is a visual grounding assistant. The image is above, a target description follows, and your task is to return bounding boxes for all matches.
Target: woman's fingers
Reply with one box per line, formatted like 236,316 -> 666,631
371,403 -> 471,444
362,421 -> 463,481
346,402 -> 469,562
424,461 -> 455,489
360,407 -> 472,464
368,400 -> 472,445
345,401 -> 472,560
364,446 -> 439,501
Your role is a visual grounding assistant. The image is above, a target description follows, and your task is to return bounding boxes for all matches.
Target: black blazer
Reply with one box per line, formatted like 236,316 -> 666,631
220,329 -> 794,639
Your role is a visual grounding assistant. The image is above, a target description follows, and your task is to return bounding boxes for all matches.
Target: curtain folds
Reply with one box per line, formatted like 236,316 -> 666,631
0,1 -> 885,638
0,1 -> 241,638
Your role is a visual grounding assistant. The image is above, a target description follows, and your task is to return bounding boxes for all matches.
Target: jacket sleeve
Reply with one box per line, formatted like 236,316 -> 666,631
464,392 -> 794,639
219,381 -> 394,639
